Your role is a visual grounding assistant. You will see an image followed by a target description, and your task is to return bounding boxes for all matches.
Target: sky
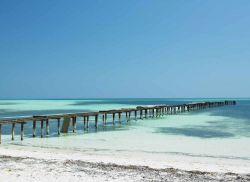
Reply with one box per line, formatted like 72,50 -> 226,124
0,0 -> 250,99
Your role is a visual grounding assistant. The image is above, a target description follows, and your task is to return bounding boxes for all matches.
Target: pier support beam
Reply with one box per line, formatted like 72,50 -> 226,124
11,123 -> 15,140
125,112 -> 128,122
46,119 -> 49,135
33,121 -> 36,137
72,117 -> 76,133
87,116 -> 89,128
140,110 -> 143,119
21,123 -> 24,141
41,120 -> 44,138
119,113 -> 121,123
95,115 -> 98,128
105,114 -> 107,125
102,114 -> 105,125
112,113 -> 115,125
83,116 -> 86,129
57,118 -> 60,135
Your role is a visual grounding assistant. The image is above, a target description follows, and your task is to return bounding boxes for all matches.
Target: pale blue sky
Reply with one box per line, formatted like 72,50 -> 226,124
0,0 -> 250,99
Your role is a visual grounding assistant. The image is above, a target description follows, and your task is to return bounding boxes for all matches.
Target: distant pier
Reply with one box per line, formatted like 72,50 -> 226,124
0,100 -> 236,143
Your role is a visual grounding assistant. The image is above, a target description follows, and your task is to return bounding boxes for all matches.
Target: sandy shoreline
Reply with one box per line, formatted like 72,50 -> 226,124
0,145 -> 249,181
0,155 -> 249,182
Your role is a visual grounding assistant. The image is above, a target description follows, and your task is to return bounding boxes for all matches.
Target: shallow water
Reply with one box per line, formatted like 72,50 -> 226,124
0,98 -> 250,171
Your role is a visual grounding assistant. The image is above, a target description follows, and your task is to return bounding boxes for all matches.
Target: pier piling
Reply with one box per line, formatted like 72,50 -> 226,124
95,115 -> 98,128
41,120 -> 44,138
33,120 -> 36,137
72,117 -> 76,133
11,123 -> 15,140
112,113 -> 115,125
57,118 -> 61,135
21,123 -> 24,141
46,119 -> 49,135
119,113 -> 121,123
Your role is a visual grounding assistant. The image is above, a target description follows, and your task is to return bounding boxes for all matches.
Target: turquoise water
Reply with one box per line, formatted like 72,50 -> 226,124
0,98 -> 250,169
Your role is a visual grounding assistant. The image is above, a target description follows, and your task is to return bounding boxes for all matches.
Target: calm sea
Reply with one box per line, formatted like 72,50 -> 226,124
0,98 -> 250,168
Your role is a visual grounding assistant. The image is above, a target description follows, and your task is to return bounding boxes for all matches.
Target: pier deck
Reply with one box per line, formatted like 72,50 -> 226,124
0,100 -> 236,143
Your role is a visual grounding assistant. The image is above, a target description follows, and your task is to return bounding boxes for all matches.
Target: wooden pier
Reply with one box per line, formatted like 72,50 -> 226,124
0,100 -> 236,144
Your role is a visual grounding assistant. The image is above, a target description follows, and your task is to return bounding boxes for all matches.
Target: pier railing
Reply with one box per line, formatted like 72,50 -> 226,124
0,100 -> 236,143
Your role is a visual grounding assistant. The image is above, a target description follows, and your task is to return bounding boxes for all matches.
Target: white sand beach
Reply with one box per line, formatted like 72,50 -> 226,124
0,144 -> 250,182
